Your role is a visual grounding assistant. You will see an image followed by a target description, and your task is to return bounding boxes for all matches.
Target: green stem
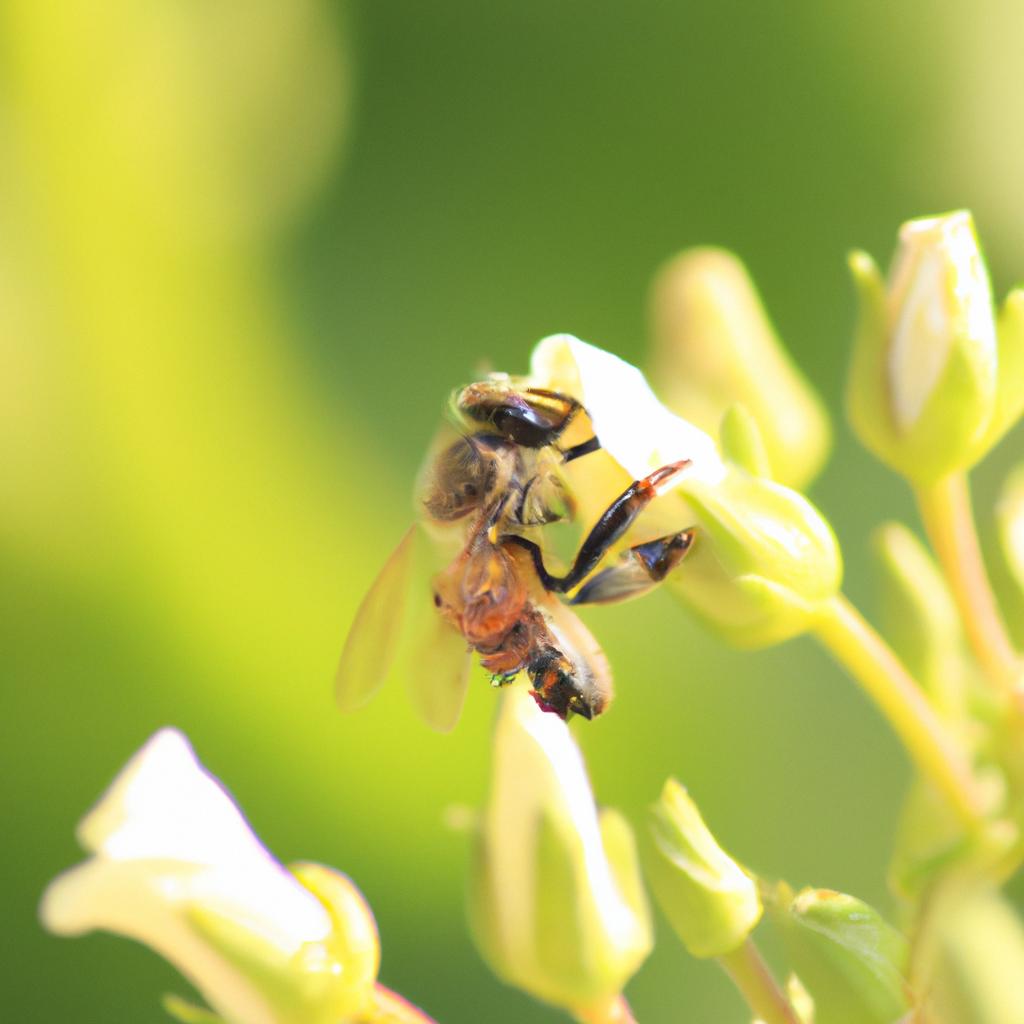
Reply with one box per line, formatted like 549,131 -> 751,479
719,940 -> 800,1024
813,595 -> 983,829
915,473 -> 1021,700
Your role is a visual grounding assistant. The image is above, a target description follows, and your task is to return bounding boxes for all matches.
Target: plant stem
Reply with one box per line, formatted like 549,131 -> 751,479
719,940 -> 801,1024
573,995 -> 637,1024
915,473 -> 1021,700
813,595 -> 984,829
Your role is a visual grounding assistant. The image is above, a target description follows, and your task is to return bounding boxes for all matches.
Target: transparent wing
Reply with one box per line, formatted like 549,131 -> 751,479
335,524 -> 419,713
400,516 -> 478,732
336,512 -> 479,731
403,605 -> 474,733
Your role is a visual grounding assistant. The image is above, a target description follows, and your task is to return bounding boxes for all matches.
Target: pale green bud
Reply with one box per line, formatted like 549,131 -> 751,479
39,729 -> 391,1024
872,521 -> 968,719
643,778 -> 761,958
468,686 -> 652,1016
530,335 -> 842,648
846,211 -> 1001,484
650,248 -> 831,489
774,886 -> 910,1024
673,469 -> 842,647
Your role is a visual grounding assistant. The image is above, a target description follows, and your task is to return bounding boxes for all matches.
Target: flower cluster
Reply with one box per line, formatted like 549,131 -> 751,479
44,209 -> 1024,1024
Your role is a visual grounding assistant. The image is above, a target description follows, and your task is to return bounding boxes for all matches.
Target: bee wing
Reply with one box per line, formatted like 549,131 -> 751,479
335,524 -> 420,712
403,609 -> 474,733
336,512 -> 478,731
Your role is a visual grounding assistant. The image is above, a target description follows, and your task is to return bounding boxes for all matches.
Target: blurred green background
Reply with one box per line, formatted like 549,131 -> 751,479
3,1 -> 1024,1020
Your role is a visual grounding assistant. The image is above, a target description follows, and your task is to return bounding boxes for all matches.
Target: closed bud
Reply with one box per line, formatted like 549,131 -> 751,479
468,686 -> 652,1017
650,248 -> 831,489
530,335 -> 842,649
643,778 -> 761,959
846,211 -> 1002,483
774,885 -> 910,1024
672,469 -> 841,647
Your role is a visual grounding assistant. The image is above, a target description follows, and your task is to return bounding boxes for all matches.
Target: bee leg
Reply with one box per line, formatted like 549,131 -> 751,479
560,435 -> 602,464
503,459 -> 690,593
570,530 -> 696,605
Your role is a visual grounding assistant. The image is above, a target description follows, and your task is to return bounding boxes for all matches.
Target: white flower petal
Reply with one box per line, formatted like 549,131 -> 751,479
40,728 -> 334,1024
42,858 -> 277,1024
530,334 -> 726,487
78,729 -> 263,865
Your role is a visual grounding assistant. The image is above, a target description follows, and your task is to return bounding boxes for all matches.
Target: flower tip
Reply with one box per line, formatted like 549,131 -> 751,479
75,727 -> 195,849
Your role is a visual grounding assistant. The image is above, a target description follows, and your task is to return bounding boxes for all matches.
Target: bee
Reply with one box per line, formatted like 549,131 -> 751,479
336,378 -> 695,725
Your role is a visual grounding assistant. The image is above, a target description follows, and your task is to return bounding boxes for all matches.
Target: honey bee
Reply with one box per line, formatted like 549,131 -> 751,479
336,378 -> 694,725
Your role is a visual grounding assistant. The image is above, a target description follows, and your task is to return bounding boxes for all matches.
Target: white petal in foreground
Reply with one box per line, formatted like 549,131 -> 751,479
40,729 -> 333,1024
530,334 -> 727,488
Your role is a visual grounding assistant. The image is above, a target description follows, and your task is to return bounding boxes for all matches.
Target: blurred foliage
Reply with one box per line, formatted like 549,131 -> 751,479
3,1 -> 1024,1021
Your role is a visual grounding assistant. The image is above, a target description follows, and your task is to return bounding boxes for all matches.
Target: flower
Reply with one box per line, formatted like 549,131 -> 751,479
530,334 -> 841,647
40,728 -> 430,1024
643,778 -> 762,959
846,210 -> 1023,483
649,247 -> 831,489
468,686 -> 651,1017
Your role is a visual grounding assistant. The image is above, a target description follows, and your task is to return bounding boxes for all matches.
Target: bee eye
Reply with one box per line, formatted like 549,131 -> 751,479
433,592 -> 443,608
463,483 -> 478,498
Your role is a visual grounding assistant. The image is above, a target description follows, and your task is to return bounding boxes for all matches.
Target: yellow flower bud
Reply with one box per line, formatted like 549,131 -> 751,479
650,248 -> 831,489
643,778 -> 761,958
468,686 -> 652,1016
846,211 -> 1005,483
